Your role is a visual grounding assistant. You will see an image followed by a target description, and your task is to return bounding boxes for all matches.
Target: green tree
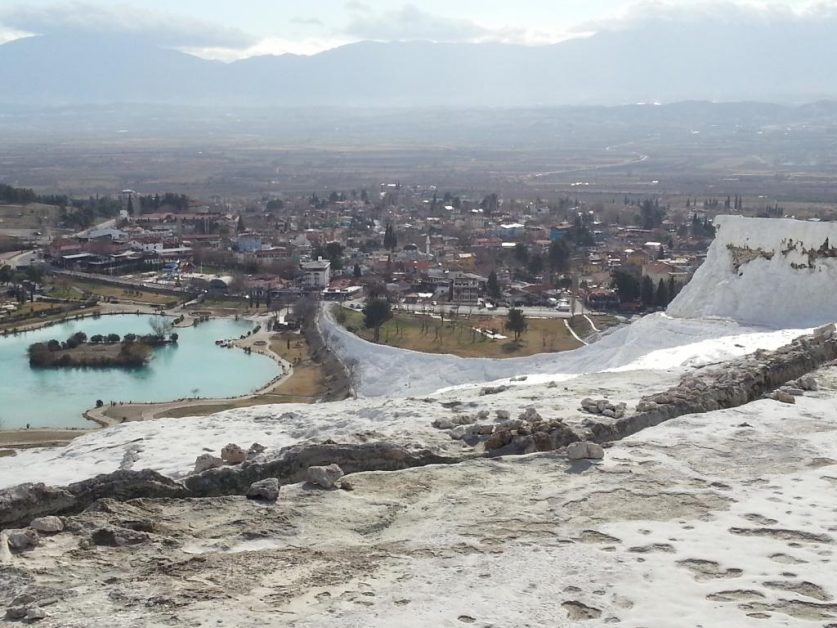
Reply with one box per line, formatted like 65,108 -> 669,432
480,193 -> 499,215
655,278 -> 669,308
383,224 -> 398,251
612,269 -> 640,302
639,199 -> 664,229
527,254 -> 544,277
640,275 -> 655,308
548,239 -> 571,273
505,308 -> 527,342
486,270 -> 501,299
353,263 -> 362,278
513,243 -> 529,265
314,241 -> 345,271
363,298 -> 392,343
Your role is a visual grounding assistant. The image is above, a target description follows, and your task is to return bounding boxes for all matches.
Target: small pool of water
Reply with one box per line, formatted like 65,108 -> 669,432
0,315 -> 279,429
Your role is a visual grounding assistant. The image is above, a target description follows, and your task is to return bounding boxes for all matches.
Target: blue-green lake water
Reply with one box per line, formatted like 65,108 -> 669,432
0,315 -> 279,429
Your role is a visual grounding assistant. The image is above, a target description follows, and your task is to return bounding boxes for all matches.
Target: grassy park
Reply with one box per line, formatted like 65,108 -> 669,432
339,307 -> 586,358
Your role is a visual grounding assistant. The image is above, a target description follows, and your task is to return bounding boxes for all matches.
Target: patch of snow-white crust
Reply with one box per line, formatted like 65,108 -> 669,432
668,214 -> 837,327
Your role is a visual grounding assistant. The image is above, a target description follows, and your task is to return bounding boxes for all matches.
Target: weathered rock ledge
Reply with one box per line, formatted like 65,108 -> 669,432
584,323 -> 836,443
0,443 -> 462,530
2,325 -> 834,531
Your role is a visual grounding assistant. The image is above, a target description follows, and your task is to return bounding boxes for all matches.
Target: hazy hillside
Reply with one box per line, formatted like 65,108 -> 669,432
2,21 -> 837,106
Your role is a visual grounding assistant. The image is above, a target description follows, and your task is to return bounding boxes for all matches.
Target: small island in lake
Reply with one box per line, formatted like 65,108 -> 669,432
28,330 -> 178,368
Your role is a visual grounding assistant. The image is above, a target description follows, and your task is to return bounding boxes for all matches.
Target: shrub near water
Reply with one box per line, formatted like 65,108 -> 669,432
27,331 -> 162,368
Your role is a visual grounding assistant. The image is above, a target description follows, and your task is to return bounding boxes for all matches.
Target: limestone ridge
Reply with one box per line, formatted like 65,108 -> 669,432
584,323 -> 837,443
2,325 -> 834,530
0,444 -> 460,530
667,215 -> 837,328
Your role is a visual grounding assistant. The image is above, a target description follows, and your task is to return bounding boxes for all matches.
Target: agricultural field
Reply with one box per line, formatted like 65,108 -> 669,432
0,203 -> 61,231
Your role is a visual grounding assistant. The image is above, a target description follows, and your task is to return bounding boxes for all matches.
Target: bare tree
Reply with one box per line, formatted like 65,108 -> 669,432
149,316 -> 173,337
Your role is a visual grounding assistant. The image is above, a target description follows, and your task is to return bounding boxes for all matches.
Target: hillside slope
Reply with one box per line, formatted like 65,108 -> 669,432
668,215 -> 837,328
3,26 -> 837,106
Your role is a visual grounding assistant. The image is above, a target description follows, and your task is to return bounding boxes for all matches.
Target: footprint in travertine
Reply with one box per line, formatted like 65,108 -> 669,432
562,601 -> 602,621
706,589 -> 766,602
628,543 -> 675,554
457,616 -> 476,624
741,599 -> 837,621
729,527 -> 834,544
677,559 -> 743,581
763,580 -> 833,601
769,553 -> 807,565
577,529 -> 621,544
743,513 -> 779,525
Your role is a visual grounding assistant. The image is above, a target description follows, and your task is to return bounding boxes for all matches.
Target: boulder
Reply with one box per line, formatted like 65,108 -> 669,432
90,526 -> 149,547
5,607 -> 27,621
797,375 -> 818,391
567,441 -> 605,461
479,385 -> 508,396
484,429 -> 513,451
586,443 -> 605,459
221,444 -> 247,465
772,391 -> 796,404
0,483 -> 77,530
532,431 -> 552,452
246,478 -> 280,502
6,529 -> 39,552
518,407 -> 542,422
431,417 -> 454,430
248,443 -> 267,455
307,464 -> 344,489
25,606 -> 46,621
495,409 -> 510,421
449,426 -> 467,440
67,469 -> 188,506
194,454 -> 224,474
29,516 -> 63,534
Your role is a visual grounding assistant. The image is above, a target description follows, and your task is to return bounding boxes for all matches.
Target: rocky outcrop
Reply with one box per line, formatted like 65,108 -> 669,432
586,325 -> 837,443
221,444 -> 247,465
246,478 -> 280,502
29,517 -> 63,534
67,469 -> 189,508
0,443 -> 461,529
194,454 -> 224,474
580,398 -> 626,419
6,529 -> 39,552
0,483 -> 77,531
307,464 -> 344,489
184,442 -> 460,498
566,441 -> 605,461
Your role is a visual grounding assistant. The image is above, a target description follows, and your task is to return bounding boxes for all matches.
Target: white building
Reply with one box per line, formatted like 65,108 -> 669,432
300,258 -> 331,289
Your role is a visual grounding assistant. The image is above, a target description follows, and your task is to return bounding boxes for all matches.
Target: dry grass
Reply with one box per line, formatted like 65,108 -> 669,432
341,309 -> 582,358
0,305 -> 101,332
49,278 -> 178,306
0,203 -> 61,229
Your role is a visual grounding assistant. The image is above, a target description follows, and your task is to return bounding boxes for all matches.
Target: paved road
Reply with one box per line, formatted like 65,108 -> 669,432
346,299 -> 595,320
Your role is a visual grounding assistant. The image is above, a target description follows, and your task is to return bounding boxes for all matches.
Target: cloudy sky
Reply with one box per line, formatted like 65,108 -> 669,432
0,0 -> 823,59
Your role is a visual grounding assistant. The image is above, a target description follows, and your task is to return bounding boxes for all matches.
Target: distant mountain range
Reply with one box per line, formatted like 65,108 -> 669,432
2,24 -> 837,107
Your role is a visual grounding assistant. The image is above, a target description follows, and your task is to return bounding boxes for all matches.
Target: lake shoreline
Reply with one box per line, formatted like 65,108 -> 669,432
0,312 -> 284,437
82,319 -> 292,427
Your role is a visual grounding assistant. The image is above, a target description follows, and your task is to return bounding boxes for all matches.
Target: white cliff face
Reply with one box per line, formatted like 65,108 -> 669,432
668,215 -> 837,328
